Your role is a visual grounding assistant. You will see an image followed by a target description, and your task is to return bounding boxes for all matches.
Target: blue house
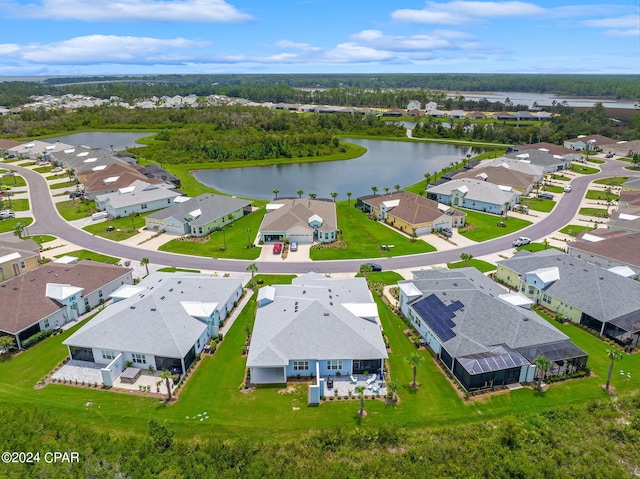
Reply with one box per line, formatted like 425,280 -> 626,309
426,178 -> 520,215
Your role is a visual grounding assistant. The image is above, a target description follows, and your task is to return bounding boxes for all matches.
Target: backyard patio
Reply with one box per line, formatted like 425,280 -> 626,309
323,373 -> 386,397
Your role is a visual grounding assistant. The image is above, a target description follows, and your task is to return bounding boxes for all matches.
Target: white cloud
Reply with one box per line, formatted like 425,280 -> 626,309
17,35 -> 207,64
4,0 -> 253,23
323,43 -> 394,63
273,40 -> 322,51
349,29 -> 477,51
392,1 -> 545,24
583,15 -> 640,28
0,44 -> 22,56
602,28 -> 640,37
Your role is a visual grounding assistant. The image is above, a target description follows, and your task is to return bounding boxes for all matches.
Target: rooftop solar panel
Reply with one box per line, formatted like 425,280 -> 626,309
412,294 -> 461,342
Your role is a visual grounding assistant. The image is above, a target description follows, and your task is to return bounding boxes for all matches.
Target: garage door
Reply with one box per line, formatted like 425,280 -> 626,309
433,221 -> 449,231
166,223 -> 186,235
288,233 -> 312,244
415,225 -> 431,235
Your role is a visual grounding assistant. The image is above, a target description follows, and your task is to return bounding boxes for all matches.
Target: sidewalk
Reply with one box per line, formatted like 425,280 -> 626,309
219,288 -> 254,336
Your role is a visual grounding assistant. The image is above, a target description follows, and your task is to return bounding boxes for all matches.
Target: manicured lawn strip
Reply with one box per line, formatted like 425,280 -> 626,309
50,180 -> 78,190
310,203 -> 436,260
0,175 -> 26,187
585,190 -> 619,201
593,176 -> 629,186
520,197 -> 555,212
159,209 -> 265,260
570,164 -> 600,175
55,249 -> 120,264
559,224 -> 593,236
550,173 -> 571,182
5,198 -> 29,211
542,185 -> 564,193
355,271 -> 406,285
157,267 -> 200,273
457,209 -> 532,242
56,199 -> 99,221
447,259 -> 496,272
517,243 -> 562,253
589,159 -> 606,164
578,207 -> 609,218
28,234 -> 57,244
33,165 -> 53,173
83,214 -> 148,241
0,217 -> 33,234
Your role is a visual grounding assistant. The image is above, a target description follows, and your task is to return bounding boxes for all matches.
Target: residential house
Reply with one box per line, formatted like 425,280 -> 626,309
0,261 -> 132,349
563,134 -> 616,151
145,193 -> 252,236
473,157 -> 546,177
447,110 -> 466,119
607,207 -> 640,234
567,229 -> 640,277
78,163 -> 167,200
135,164 -> 181,188
398,268 -> 587,391
95,179 -> 182,218
505,149 -> 572,173
426,178 -> 520,215
466,111 -> 485,119
63,273 -> 243,385
407,100 -> 421,110
496,250 -> 640,348
259,198 -> 338,244
358,191 -> 466,235
453,166 -> 539,195
515,111 -> 539,120
600,140 -> 640,158
0,139 -> 21,155
7,140 -> 73,160
0,237 -> 40,281
508,142 -> 580,160
247,273 -> 388,391
51,146 -> 133,172
491,112 -> 516,121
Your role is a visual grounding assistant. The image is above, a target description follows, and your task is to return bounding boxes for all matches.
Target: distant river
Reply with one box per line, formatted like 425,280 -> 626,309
193,139 -> 483,200
42,132 -> 151,151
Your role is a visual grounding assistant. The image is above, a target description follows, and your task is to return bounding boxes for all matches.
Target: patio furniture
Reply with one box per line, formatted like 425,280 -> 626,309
366,375 -> 376,385
350,375 -> 358,384
371,383 -> 380,394
120,367 -> 141,384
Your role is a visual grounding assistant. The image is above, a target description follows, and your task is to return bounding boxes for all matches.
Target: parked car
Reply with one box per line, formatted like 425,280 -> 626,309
362,262 -> 382,272
91,211 -> 108,220
290,241 -> 298,252
563,185 -> 572,193
51,166 -> 63,173
272,243 -> 283,254
440,228 -> 453,238
512,237 -> 531,247
606,153 -> 614,158
537,193 -> 554,200
0,210 -> 15,219
69,191 -> 84,198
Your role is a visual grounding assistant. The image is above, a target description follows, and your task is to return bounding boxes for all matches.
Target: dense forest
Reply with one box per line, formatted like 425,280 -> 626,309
1,73 -> 639,108
3,393 -> 640,478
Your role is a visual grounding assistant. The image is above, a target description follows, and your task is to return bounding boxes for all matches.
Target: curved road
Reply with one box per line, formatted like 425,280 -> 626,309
3,159 -> 634,274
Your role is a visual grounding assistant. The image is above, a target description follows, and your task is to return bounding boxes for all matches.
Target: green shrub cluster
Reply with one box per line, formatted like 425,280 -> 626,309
21,329 -> 54,349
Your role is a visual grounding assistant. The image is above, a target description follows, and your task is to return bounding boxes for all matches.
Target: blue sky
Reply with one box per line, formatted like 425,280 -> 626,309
1,0 -> 638,76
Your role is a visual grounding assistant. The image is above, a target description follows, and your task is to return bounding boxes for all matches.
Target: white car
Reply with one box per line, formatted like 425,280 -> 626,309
512,237 -> 531,247
0,210 -> 15,219
564,185 -> 572,193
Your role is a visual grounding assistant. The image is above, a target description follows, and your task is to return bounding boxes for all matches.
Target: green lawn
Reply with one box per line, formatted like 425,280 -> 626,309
570,164 -> 600,175
27,234 -> 57,245
579,207 -> 610,218
0,175 -> 26,187
550,173 -> 571,182
520,197 -> 556,212
309,203 -> 436,260
593,176 -> 629,186
585,189 -> 619,201
559,224 -> 594,236
83,214 -> 148,241
517,242 -> 562,253
589,159 -> 606,164
0,217 -> 33,234
49,179 -> 78,190
457,209 -> 532,242
159,209 -> 265,260
33,165 -> 52,173
157,267 -> 201,273
355,271 -> 406,284
447,258 -> 496,272
56,199 -> 99,221
4,198 -> 29,211
542,185 -> 564,194
54,249 -> 120,264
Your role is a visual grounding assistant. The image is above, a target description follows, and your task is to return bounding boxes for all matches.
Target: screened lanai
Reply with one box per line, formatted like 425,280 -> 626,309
517,340 -> 588,377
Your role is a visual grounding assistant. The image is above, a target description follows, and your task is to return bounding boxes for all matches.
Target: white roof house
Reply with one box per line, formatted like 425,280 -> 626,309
95,180 -> 182,218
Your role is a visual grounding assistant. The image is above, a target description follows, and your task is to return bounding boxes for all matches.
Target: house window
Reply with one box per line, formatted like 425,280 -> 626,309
528,286 -> 534,295
102,350 -> 115,360
132,353 -> 146,364
20,261 -> 26,269
167,199 -> 171,204
141,203 -> 147,210
84,298 -> 89,308
327,360 -> 342,370
44,319 -> 49,328
293,361 -> 308,371
98,290 -> 103,298
542,293 -> 551,304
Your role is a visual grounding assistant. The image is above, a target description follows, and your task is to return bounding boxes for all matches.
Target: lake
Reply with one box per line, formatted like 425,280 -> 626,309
42,132 -> 151,151
193,139 -> 483,200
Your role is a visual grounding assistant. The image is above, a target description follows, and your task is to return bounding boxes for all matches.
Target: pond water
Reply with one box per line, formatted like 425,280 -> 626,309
193,139 -> 482,200
42,132 -> 151,151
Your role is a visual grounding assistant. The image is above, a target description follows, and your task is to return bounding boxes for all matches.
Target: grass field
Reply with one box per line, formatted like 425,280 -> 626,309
83,213 -> 148,241
309,203 -> 436,260
355,271 -> 406,284
593,176 -> 629,186
3,198 -> 29,211
457,209 -> 532,242
570,164 -> 600,175
550,173 -> 571,182
520,197 -> 556,212
157,267 -> 201,273
33,165 -> 53,173
49,179 -> 78,190
0,175 -> 26,187
585,189 -> 619,201
159,209 -> 265,260
447,258 -> 497,272
542,185 -> 564,193
579,207 -> 610,218
27,234 -> 57,245
54,249 -> 120,264
559,224 -> 594,236
517,242 -> 562,253
0,217 -> 33,234
56,199 -> 99,221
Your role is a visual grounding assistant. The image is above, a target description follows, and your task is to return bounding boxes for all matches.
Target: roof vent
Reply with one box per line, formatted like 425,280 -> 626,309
599,277 -> 604,280
330,302 -> 333,306
177,280 -> 182,284
303,290 -> 306,294
65,268 -> 70,271
151,308 -> 156,312
169,288 -> 174,292
30,277 -> 35,281
160,296 -> 165,300
453,283 -> 458,286
328,289 -> 332,292
130,306 -> 136,309
48,270 -> 53,273
323,313 -> 329,317
523,317 -> 529,321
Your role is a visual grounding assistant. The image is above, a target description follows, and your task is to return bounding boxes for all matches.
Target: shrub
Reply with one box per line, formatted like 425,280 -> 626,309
22,329 -> 54,349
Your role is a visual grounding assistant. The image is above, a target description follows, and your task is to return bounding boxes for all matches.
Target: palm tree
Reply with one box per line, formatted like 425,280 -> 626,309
533,355 -> 551,391
140,257 -> 150,276
359,263 -> 373,278
383,187 -> 390,195
355,385 -> 366,417
371,186 -> 378,196
424,172 -> 431,188
410,227 -> 417,242
160,369 -> 174,401
330,192 -> 338,202
309,193 -> 317,199
296,189 -> 304,198
605,349 -> 623,392
503,201 -> 511,219
460,252 -> 473,267
406,352 -> 424,388
13,223 -> 24,239
394,184 -> 401,193
542,238 -> 550,250
386,379 -> 399,402
129,212 -> 137,231
346,192 -> 352,205
272,188 -> 280,200
246,263 -> 258,287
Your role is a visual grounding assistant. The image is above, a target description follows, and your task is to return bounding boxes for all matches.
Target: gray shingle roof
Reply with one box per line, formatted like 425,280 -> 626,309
95,180 -> 181,209
260,199 -> 337,233
146,193 -> 251,227
426,178 -> 519,205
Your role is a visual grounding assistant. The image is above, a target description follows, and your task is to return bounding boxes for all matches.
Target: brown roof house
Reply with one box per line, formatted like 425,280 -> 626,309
78,163 -> 166,200
0,261 -> 132,349
359,191 -> 466,235
454,166 -> 539,195
563,134 -> 616,151
567,228 -> 640,278
0,237 -> 40,282
259,198 -> 338,244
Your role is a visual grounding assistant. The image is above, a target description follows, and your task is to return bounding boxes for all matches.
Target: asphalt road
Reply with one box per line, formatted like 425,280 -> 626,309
2,159 -> 633,274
